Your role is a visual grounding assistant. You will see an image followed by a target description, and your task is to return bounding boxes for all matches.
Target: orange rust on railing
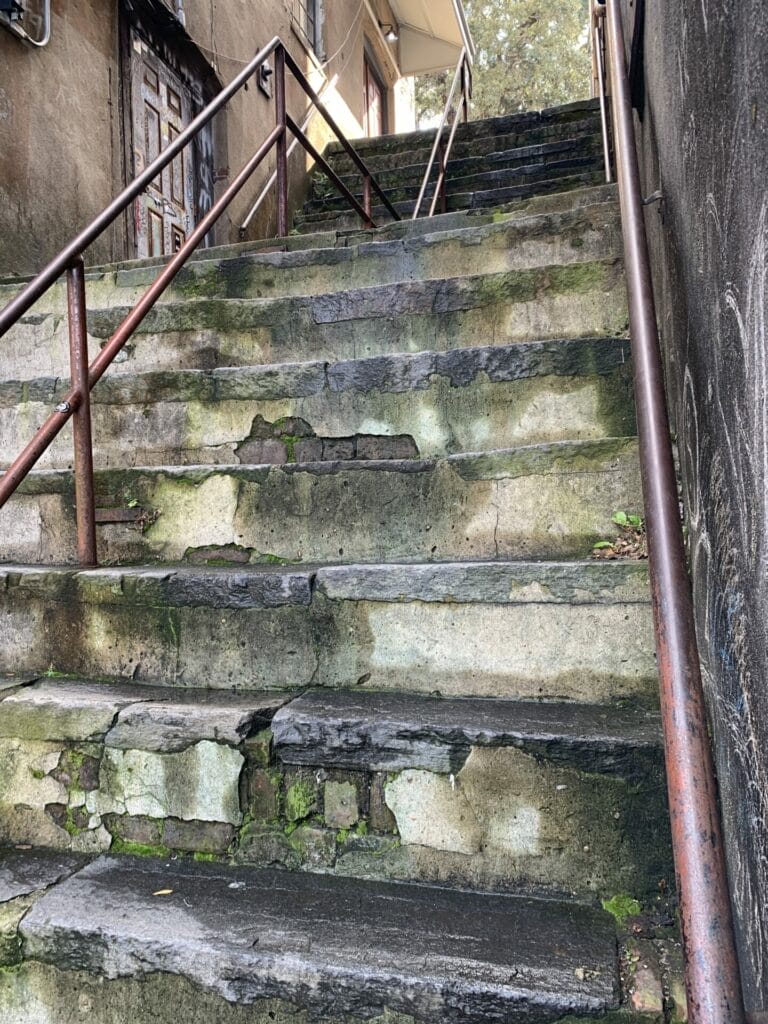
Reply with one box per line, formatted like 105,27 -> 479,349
412,48 -> 473,220
0,39 -> 400,564
595,2 -> 747,1021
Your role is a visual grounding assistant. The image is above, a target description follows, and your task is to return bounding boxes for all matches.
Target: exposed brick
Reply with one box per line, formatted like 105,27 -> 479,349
103,814 -> 163,847
625,938 -> 664,1019
243,728 -> 273,768
45,803 -> 68,830
162,818 -> 236,855
321,438 -> 355,461
324,780 -> 359,828
294,438 -> 324,462
236,824 -> 300,869
356,434 -> 419,460
242,768 -> 281,821
369,773 -> 397,833
290,825 -> 337,867
237,438 -> 287,464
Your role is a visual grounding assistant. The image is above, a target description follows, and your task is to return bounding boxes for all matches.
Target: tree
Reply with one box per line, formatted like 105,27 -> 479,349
416,0 -> 591,125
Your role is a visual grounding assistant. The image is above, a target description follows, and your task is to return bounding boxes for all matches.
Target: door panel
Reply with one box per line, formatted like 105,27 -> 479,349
131,31 -> 196,258
364,57 -> 385,137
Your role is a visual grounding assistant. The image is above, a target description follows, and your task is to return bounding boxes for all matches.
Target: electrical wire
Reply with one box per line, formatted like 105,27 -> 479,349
186,0 -> 366,73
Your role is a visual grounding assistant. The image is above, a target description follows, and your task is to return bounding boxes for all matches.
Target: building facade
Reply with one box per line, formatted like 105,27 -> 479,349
0,0 -> 470,274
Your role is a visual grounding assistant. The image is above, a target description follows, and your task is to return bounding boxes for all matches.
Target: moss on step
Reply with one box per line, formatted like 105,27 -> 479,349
602,893 -> 644,923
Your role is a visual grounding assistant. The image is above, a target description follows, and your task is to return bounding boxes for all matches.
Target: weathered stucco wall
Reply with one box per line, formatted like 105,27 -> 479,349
0,0 -> 123,273
624,0 -> 768,1015
0,0 -> 405,275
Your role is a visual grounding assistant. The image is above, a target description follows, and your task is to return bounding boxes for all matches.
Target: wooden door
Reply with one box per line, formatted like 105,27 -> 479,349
130,31 -> 196,258
364,56 -> 385,137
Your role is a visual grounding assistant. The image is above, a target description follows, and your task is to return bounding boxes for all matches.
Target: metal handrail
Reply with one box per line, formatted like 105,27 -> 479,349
412,48 -> 472,219
0,37 -> 400,564
595,3 -> 746,1022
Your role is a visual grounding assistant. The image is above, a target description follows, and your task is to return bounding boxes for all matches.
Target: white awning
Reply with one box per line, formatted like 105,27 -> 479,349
389,0 -> 474,75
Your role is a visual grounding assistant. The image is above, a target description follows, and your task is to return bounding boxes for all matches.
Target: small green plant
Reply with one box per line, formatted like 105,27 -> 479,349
602,893 -> 642,923
593,511 -> 647,560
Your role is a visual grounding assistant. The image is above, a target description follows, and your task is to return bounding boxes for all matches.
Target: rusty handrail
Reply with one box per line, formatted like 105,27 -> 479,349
0,39 -> 399,553
412,48 -> 472,220
597,3 -> 746,1021
0,36 -> 281,335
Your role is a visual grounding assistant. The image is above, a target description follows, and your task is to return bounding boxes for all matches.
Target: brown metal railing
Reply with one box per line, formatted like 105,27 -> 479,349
412,48 -> 473,219
593,3 -> 746,1022
0,37 -> 400,564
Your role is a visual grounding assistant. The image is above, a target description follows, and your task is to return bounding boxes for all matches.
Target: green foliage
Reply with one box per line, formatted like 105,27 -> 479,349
613,510 -> 644,529
601,893 -> 642,922
416,0 -> 591,125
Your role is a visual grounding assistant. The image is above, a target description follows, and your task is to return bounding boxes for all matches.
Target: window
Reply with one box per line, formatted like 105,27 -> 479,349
294,0 -> 320,53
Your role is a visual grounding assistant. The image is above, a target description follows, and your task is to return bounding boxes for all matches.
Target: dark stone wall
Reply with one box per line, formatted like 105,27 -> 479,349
622,0 -> 768,1015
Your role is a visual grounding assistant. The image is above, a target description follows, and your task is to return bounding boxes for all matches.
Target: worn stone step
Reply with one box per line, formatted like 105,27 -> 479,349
312,560 -> 656,702
4,437 -> 642,564
0,679 -> 671,900
0,338 -> 635,470
0,561 -> 655,700
1,257 -> 627,378
0,677 -> 292,854
261,689 -> 670,898
305,155 -> 604,215
0,199 -> 622,384
119,198 -> 621,304
324,103 -> 602,174
313,133 -> 605,199
5,853 -> 619,1023
296,170 -> 606,230
273,688 -> 662,776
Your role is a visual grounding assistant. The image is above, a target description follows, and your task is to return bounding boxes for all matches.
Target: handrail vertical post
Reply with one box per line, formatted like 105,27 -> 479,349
461,58 -> 469,123
66,257 -> 97,568
603,2 -> 746,1021
437,137 -> 448,214
274,44 -> 289,238
362,175 -> 373,229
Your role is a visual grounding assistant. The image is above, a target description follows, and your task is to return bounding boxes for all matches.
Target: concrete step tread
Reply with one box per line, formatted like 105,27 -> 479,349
0,559 -> 650,607
298,171 -> 605,225
0,186 -> 616,299
0,676 -> 294,747
305,155 -> 604,211
83,257 -> 624,338
0,336 -> 631,408
114,198 -> 620,299
16,435 -> 640,492
324,98 -> 601,157
314,133 -> 605,194
272,688 -> 662,776
15,852 -> 619,1021
324,117 -> 606,180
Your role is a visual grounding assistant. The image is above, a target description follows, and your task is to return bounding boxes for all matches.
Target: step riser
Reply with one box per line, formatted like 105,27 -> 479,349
313,135 -> 606,198
2,263 -> 628,378
0,684 -> 670,899
3,441 -> 642,565
243,749 -> 670,900
0,564 -> 656,701
0,342 -> 635,469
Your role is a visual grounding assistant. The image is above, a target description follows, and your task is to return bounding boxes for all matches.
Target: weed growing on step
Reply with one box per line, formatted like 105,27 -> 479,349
593,511 -> 647,560
601,892 -> 642,923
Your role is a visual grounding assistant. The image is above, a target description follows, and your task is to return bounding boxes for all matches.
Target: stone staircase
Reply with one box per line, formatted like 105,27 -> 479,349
0,100 -> 685,1023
